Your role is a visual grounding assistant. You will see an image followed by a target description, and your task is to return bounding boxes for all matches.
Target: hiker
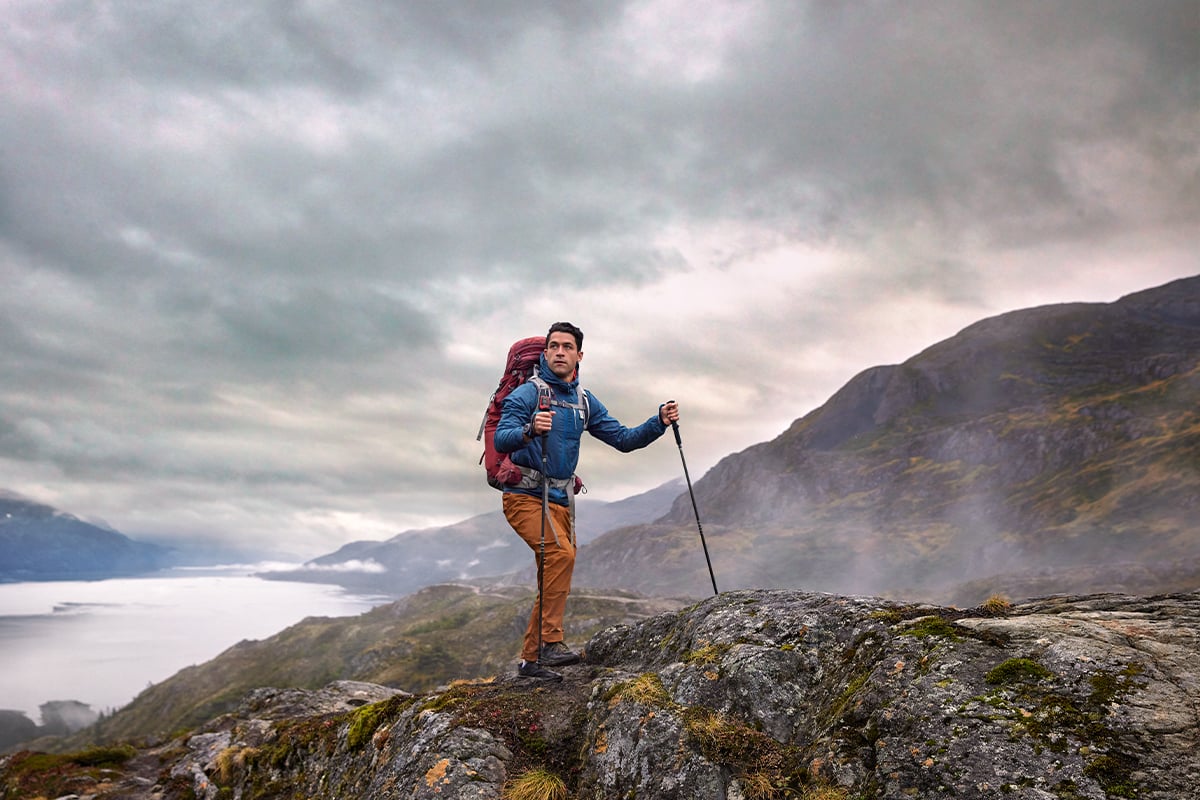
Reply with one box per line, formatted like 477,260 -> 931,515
494,321 -> 679,681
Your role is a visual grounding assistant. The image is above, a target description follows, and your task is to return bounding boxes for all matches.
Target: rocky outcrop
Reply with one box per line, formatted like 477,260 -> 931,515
4,589 -> 1197,799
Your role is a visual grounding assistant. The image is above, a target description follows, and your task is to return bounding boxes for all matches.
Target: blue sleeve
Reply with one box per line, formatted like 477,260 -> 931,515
495,382 -> 537,454
585,392 -> 668,452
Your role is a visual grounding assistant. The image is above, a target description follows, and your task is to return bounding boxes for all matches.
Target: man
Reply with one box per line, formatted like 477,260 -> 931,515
495,321 -> 679,681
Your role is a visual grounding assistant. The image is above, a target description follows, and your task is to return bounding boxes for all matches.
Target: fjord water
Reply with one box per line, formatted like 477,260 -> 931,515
0,568 -> 386,723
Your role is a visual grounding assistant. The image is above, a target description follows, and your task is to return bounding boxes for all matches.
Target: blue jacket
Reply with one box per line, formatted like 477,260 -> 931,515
494,354 -> 668,507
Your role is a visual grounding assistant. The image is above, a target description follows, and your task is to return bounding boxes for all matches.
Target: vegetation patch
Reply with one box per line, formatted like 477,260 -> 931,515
603,673 -> 672,708
822,670 -> 872,729
683,640 -> 732,665
252,714 -> 343,771
1088,663 -> 1144,706
900,615 -> 960,640
800,784 -> 853,800
502,767 -> 568,800
868,609 -> 903,624
985,657 -> 1053,685
0,744 -> 137,799
418,678 -> 484,714
977,661 -> 1147,795
426,680 -> 585,790
682,706 -> 802,797
347,694 -> 415,749
215,745 -> 260,785
978,594 -> 1014,616
1082,752 -> 1139,799
405,610 -> 474,635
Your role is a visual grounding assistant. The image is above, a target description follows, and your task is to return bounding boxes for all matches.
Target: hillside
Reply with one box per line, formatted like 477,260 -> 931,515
53,583 -> 686,748
6,588 -> 1198,799
576,276 -> 1200,605
0,493 -> 170,581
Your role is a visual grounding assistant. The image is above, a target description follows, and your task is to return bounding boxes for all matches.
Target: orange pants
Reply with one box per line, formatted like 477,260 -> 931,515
503,492 -> 576,662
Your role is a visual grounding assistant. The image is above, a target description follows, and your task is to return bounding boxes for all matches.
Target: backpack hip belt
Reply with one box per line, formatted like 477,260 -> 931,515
514,465 -> 575,492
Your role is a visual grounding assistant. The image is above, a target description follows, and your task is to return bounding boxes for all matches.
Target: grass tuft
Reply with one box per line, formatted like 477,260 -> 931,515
605,673 -> 671,708
683,640 -> 731,665
979,594 -> 1013,616
502,767 -> 568,800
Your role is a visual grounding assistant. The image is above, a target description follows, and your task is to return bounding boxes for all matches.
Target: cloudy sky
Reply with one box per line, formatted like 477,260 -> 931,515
2,1 -> 1197,559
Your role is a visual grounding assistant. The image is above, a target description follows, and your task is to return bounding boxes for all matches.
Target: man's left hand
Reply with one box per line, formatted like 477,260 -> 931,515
660,401 -> 680,426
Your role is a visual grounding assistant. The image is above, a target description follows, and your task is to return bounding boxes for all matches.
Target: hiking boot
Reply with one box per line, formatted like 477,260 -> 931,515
538,641 -> 581,667
517,660 -> 563,682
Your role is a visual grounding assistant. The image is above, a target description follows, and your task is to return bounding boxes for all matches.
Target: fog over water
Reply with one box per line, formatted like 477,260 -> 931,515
0,568 -> 386,723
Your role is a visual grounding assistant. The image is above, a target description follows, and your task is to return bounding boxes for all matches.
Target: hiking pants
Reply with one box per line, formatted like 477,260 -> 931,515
503,492 -> 576,662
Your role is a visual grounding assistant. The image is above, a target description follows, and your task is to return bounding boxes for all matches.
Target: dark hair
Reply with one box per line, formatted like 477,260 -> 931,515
546,321 -> 583,350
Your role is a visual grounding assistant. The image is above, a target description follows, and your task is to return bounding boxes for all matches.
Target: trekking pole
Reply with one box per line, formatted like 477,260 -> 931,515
670,407 -> 718,596
536,385 -> 552,660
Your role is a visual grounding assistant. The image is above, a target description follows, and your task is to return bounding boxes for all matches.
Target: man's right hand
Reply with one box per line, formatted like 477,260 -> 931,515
530,410 -> 554,436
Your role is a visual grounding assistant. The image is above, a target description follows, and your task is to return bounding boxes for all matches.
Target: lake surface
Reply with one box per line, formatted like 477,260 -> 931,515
0,568 -> 388,723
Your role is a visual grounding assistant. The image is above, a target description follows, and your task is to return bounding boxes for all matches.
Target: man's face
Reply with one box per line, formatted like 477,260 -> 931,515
545,331 -> 582,380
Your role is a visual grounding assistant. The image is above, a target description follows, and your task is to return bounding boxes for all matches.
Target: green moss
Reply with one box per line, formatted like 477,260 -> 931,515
1083,753 -> 1139,798
517,729 -> 549,758
985,658 -> 1053,685
1088,664 -> 1144,706
868,609 -> 902,624
253,715 -> 339,770
347,695 -> 414,749
981,661 -> 1146,792
825,671 -> 870,725
420,681 -> 477,714
900,616 -> 960,640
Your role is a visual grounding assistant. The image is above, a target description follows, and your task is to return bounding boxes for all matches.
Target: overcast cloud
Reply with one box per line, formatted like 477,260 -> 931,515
1,0 -> 1197,558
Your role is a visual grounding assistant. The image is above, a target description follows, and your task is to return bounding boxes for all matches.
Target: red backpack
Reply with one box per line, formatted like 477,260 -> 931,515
477,336 -> 586,492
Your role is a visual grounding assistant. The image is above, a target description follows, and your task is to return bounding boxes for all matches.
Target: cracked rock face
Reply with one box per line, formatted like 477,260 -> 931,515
4,589 -> 1198,799
583,590 -> 1200,799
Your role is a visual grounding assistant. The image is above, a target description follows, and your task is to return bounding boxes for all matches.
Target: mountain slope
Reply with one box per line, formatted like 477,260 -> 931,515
0,493 -> 170,581
576,275 -> 1200,604
61,583 -> 684,747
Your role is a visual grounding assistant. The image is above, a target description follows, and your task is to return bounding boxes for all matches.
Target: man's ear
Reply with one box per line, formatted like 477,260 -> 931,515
577,350 -> 583,362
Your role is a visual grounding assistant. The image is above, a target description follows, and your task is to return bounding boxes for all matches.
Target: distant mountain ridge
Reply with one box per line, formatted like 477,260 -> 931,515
258,479 -> 684,596
576,275 -> 1200,603
0,493 -> 170,581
